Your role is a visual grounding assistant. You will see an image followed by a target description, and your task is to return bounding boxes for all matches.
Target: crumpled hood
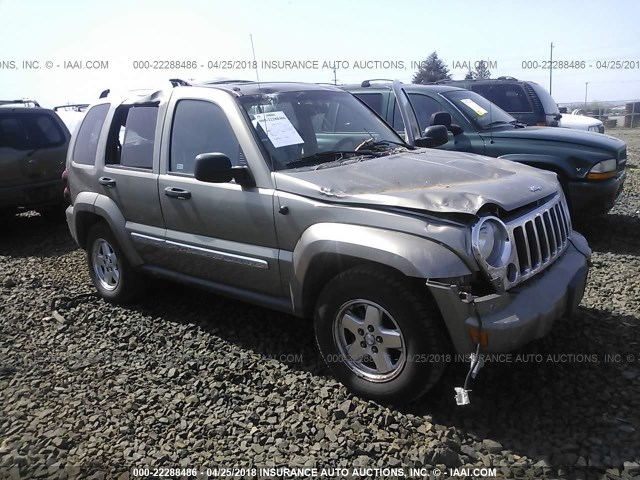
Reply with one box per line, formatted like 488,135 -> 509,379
276,149 -> 559,215
483,126 -> 624,151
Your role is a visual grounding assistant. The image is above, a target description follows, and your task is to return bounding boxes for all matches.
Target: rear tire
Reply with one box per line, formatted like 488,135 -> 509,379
86,223 -> 144,304
314,265 -> 450,403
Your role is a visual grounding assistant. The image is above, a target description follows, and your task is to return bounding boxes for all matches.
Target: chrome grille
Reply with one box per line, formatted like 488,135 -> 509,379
508,194 -> 572,285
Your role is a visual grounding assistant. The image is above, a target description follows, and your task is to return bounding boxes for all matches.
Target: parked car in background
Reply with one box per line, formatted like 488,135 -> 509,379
53,104 -> 89,135
343,80 -> 626,215
558,109 -> 605,133
440,77 -> 605,133
0,100 -> 70,221
64,81 -> 590,403
440,77 -> 562,127
0,99 -> 41,108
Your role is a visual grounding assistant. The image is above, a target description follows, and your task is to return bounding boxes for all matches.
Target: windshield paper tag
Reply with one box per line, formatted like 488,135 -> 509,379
460,98 -> 488,116
253,111 -> 304,147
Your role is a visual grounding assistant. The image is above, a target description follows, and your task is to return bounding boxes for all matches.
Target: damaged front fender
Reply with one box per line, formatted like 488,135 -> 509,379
289,222 -> 474,314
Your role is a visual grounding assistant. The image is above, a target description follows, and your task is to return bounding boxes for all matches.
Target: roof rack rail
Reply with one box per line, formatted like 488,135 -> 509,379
497,76 -> 519,81
361,79 -> 394,87
0,99 -> 41,107
197,79 -> 254,85
169,78 -> 191,87
98,78 -> 192,98
54,104 -> 89,112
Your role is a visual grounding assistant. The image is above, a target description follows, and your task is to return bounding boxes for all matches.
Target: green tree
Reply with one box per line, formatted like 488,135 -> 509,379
412,51 -> 452,84
464,69 -> 474,80
472,60 -> 491,79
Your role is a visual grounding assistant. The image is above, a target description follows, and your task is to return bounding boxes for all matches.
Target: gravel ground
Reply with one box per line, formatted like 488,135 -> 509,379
1,128 -> 640,480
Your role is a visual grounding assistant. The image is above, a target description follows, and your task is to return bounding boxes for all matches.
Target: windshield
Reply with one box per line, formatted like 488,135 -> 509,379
442,90 -> 517,129
238,89 -> 405,170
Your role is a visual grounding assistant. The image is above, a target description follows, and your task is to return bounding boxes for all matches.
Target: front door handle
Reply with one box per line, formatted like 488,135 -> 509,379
98,177 -> 116,187
164,186 -> 192,200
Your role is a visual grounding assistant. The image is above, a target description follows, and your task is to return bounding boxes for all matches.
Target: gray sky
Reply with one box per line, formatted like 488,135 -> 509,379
1,0 -> 638,107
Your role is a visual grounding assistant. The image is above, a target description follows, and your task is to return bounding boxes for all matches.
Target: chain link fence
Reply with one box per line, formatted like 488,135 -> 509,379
558,100 -> 640,128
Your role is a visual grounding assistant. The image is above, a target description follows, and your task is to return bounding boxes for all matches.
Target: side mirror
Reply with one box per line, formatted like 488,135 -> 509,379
449,124 -> 464,135
194,152 -> 253,185
415,125 -> 448,148
431,111 -> 452,128
430,111 -> 463,136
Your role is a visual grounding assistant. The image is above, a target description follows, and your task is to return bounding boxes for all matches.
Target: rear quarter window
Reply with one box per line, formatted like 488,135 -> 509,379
72,104 -> 110,165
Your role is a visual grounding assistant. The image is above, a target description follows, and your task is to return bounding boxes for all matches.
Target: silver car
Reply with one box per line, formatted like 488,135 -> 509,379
64,81 -> 590,403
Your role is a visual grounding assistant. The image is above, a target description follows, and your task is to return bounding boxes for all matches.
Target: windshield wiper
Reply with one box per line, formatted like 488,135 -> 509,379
509,120 -> 527,128
355,138 -> 407,151
481,120 -> 510,130
285,150 -> 377,169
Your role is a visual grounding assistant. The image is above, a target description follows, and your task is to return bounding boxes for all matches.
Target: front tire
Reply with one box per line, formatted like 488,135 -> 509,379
86,223 -> 143,304
314,265 -> 450,403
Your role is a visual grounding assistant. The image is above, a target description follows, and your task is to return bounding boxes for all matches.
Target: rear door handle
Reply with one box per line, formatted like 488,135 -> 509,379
98,177 -> 116,187
164,186 -> 192,200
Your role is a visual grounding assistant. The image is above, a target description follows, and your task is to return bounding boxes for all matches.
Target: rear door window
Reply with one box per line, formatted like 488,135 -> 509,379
105,105 -> 158,169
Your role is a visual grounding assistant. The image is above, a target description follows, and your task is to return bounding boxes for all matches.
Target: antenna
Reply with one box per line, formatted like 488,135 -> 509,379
249,35 -> 285,212
250,34 -> 261,86
249,34 -> 266,135
549,42 -> 554,95
488,86 -> 494,144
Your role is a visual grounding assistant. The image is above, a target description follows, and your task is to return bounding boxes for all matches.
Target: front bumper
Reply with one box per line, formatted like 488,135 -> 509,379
428,232 -> 590,354
567,171 -> 626,215
0,179 -> 64,210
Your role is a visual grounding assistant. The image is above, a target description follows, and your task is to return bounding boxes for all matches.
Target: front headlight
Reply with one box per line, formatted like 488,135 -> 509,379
588,125 -> 600,132
586,158 -> 617,180
472,217 -> 511,269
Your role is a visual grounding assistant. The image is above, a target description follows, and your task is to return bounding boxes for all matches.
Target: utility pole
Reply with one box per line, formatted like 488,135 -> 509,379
549,42 -> 554,95
584,82 -> 589,108
332,67 -> 338,86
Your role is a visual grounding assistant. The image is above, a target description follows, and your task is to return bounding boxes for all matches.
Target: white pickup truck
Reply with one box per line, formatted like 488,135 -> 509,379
559,109 -> 604,133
